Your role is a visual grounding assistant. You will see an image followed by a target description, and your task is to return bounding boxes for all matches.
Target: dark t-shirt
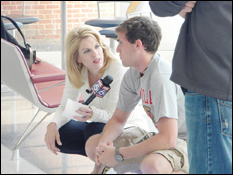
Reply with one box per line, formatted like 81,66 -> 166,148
149,1 -> 232,101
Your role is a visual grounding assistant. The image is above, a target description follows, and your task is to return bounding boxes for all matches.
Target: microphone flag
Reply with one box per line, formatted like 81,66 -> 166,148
91,79 -> 110,98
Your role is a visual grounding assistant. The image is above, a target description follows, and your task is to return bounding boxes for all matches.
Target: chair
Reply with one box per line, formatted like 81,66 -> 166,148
1,39 -> 67,160
4,14 -> 40,25
4,1 -> 40,25
84,1 -> 131,28
98,1 -> 152,39
4,22 -> 23,30
2,1 -> 40,37
2,14 -> 40,37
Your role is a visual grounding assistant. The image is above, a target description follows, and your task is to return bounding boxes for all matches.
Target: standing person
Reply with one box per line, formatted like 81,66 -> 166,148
44,25 -> 149,160
149,1 -> 232,174
85,16 -> 188,174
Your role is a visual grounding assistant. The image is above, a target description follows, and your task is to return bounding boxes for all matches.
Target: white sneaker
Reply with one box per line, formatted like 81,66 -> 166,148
105,167 -> 117,174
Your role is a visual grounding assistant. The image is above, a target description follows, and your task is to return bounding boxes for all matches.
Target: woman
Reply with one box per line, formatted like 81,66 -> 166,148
44,25 -> 149,157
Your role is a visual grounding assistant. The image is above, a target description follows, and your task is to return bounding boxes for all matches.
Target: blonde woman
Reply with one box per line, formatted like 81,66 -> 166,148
44,25 -> 149,159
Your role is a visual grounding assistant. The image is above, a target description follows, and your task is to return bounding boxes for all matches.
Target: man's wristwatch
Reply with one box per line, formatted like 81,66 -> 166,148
115,147 -> 124,162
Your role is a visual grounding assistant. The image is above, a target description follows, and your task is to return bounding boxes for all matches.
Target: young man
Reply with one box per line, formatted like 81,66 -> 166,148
85,16 -> 188,174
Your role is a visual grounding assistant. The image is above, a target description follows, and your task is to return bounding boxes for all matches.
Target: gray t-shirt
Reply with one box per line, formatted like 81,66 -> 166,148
117,53 -> 186,140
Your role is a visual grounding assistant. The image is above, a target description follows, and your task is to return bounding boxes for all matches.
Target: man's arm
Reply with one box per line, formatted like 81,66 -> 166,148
179,1 -> 197,18
149,1 -> 188,17
95,107 -> 131,165
119,117 -> 178,159
98,117 -> 178,166
149,1 -> 196,18
99,107 -> 130,144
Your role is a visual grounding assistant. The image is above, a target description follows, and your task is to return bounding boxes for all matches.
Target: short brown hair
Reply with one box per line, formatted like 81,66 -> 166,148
115,16 -> 162,54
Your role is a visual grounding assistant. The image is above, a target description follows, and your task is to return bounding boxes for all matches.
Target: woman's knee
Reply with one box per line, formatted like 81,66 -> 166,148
85,134 -> 102,161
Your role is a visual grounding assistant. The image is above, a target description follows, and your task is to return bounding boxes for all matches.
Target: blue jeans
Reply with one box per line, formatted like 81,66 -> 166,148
185,90 -> 232,174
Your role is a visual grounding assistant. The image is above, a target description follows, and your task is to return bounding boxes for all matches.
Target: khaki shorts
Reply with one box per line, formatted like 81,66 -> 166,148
112,126 -> 189,174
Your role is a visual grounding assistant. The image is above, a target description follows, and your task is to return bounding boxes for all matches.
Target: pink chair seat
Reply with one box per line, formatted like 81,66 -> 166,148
34,80 -> 65,108
30,59 -> 66,108
30,59 -> 84,107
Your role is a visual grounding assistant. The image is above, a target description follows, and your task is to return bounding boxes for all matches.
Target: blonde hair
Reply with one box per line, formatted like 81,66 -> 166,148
65,25 -> 116,89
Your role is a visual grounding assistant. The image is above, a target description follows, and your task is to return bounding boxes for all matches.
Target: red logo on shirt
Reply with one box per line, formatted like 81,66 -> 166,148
140,88 -> 153,105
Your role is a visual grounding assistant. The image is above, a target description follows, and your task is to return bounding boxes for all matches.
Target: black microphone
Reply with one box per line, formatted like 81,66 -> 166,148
82,75 -> 113,105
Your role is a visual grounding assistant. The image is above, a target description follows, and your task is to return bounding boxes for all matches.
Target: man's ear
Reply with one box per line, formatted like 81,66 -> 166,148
135,39 -> 143,50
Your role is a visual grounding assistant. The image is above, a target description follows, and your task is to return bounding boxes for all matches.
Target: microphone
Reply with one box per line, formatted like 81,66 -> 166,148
82,75 -> 113,105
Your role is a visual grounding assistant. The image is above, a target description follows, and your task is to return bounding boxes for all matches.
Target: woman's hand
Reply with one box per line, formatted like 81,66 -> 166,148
73,107 -> 93,122
44,122 -> 62,155
179,1 -> 196,19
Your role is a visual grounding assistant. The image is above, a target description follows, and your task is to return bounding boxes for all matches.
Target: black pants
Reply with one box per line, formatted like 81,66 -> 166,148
55,120 -> 105,156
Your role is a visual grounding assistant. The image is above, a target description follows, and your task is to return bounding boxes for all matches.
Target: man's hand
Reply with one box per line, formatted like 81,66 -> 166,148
97,141 -> 119,167
95,140 -> 113,166
94,107 -> 129,165
179,1 -> 197,19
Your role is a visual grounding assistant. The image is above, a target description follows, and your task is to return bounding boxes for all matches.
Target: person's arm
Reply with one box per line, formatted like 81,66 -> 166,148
179,1 -> 197,18
149,1 -> 189,17
97,116 -> 178,167
49,75 -> 81,128
44,75 -> 80,154
120,117 -> 177,159
101,108 -> 130,142
95,107 -> 131,165
44,122 -> 62,155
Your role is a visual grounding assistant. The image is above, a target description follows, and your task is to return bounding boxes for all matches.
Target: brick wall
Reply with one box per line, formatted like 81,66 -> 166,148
1,1 -> 114,50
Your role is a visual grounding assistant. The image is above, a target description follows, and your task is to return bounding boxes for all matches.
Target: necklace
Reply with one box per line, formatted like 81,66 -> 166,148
139,66 -> 148,78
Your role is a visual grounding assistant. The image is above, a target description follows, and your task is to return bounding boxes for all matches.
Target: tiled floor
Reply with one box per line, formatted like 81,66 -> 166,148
1,144 -> 46,174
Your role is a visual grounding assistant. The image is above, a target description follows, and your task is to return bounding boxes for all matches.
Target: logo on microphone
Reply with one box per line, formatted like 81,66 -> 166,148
91,79 -> 110,98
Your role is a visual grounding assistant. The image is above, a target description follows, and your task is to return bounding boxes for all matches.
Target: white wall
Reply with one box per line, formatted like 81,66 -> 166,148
153,14 -> 184,63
